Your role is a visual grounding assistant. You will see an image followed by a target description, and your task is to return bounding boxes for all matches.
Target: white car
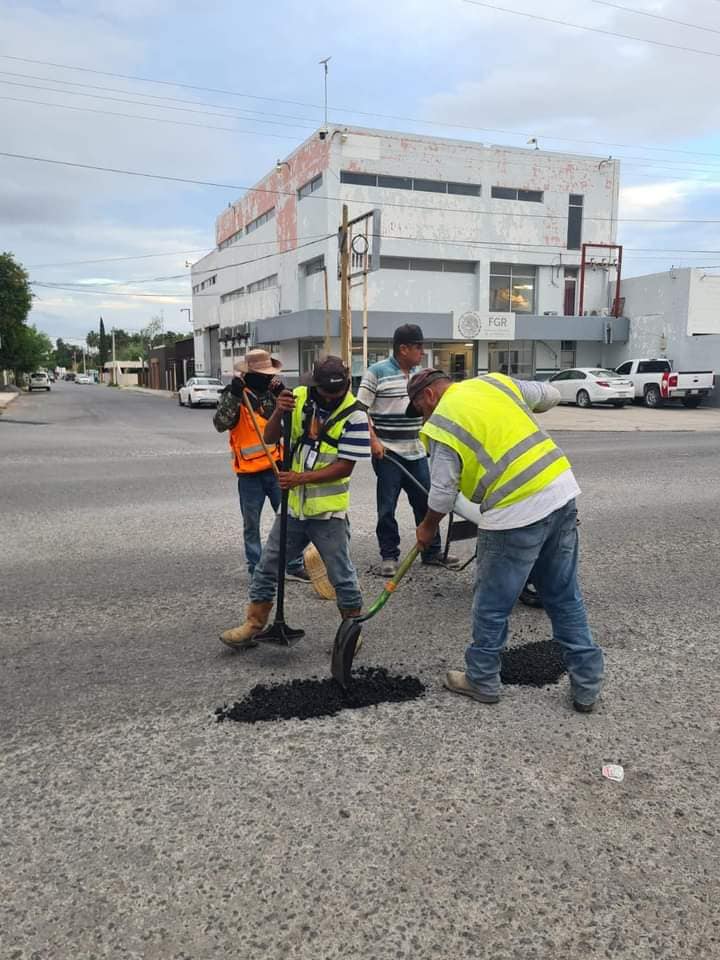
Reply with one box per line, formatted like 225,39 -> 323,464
178,377 -> 223,408
549,368 -> 635,408
28,371 -> 51,391
75,374 -> 93,384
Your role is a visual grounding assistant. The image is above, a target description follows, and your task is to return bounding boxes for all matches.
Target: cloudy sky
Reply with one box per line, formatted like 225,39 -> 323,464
2,0 -> 720,344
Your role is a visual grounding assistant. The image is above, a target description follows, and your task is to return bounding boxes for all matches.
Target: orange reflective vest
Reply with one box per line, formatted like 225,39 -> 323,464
229,392 -> 281,475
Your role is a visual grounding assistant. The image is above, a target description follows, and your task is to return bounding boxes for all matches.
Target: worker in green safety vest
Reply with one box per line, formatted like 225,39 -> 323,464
220,357 -> 370,649
407,368 -> 605,713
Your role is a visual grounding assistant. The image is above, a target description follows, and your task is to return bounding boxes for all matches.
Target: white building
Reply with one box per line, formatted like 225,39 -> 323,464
603,267 -> 720,386
191,126 -> 625,383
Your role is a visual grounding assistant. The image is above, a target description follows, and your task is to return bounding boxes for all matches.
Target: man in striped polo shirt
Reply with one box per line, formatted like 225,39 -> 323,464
358,324 -> 459,577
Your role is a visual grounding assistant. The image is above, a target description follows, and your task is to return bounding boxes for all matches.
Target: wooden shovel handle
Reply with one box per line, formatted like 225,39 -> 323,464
241,391 -> 281,479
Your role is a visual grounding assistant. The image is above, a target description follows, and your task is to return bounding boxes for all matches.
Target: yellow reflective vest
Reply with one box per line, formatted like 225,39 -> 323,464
420,374 -> 570,512
288,386 -> 359,518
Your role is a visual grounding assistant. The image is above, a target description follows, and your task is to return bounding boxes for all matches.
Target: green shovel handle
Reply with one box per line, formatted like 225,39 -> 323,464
356,545 -> 420,624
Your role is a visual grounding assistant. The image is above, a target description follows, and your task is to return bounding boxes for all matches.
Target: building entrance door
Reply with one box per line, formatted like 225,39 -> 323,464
432,343 -> 475,380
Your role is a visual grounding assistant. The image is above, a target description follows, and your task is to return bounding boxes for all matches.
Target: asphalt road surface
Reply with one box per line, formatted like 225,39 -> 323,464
2,382 -> 719,959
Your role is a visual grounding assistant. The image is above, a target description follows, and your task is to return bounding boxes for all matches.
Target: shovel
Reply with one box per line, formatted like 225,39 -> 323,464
331,545 -> 420,688
253,412 -> 305,648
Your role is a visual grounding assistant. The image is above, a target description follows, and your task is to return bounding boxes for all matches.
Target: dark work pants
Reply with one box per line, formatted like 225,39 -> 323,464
372,454 -> 441,562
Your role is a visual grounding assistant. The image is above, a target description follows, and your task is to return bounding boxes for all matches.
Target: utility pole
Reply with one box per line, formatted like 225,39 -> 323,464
322,267 -> 331,356
339,204 -> 351,368
111,328 -> 116,385
319,57 -> 331,134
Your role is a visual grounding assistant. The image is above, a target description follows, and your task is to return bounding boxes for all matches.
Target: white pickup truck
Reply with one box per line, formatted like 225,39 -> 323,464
613,358 -> 715,409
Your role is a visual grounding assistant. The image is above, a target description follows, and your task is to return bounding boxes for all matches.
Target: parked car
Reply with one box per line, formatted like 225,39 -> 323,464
613,358 -> 715,408
75,373 -> 93,384
178,377 -> 223,407
64,372 -> 76,382
549,367 -> 635,408
28,371 -> 51,392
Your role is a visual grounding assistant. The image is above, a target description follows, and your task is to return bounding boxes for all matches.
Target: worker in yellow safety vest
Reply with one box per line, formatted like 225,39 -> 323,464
220,356 -> 370,649
408,368 -> 605,713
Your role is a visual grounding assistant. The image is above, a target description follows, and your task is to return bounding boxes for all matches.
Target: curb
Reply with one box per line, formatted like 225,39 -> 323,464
0,392 -> 19,412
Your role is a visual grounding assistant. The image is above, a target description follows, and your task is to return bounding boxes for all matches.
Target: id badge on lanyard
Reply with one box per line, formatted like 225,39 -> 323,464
305,445 -> 319,470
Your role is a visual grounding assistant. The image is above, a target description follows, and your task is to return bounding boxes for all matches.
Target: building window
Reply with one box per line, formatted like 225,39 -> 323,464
298,174 -> 322,200
218,230 -> 242,250
300,255 -> 325,276
560,340 -> 577,368
220,287 -> 245,304
246,273 -> 278,294
380,256 -> 477,273
488,340 -> 535,379
197,274 -> 217,292
489,263 -> 536,313
491,186 -> 544,203
378,174 -> 412,190
246,207 -> 275,234
340,170 -> 481,197
567,194 -> 583,250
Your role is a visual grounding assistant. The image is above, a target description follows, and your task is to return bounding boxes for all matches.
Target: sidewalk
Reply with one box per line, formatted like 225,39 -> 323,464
0,391 -> 20,411
541,402 -> 720,432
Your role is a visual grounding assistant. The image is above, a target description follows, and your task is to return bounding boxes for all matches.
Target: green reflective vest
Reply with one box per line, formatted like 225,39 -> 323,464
420,374 -> 570,512
288,386 -> 359,518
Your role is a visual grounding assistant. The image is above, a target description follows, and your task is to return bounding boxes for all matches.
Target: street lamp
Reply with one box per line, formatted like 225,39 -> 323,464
180,307 -> 191,324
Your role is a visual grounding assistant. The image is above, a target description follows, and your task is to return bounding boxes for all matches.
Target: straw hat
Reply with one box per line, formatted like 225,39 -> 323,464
234,349 -> 282,375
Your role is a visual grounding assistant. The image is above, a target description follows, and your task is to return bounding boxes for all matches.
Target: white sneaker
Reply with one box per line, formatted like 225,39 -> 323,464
380,559 -> 398,577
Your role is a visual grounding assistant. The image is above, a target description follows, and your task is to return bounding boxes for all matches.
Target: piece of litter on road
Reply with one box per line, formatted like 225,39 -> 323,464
602,764 -> 624,783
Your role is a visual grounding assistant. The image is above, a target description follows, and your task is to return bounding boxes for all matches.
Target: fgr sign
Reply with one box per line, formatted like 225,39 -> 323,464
454,311 -> 516,341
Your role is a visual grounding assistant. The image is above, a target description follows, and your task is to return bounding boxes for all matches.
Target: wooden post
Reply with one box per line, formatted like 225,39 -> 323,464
323,266 -> 331,356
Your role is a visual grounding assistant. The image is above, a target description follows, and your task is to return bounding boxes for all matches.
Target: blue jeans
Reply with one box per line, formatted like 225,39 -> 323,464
467,500 -> 604,706
237,471 -> 304,576
372,454 -> 441,562
250,515 -> 362,611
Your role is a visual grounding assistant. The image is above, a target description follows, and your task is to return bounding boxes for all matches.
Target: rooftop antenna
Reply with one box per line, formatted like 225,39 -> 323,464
319,57 -> 331,136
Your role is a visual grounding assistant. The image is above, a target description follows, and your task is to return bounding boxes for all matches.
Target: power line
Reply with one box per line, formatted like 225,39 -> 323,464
462,0 -> 720,59
0,94 -> 305,141
3,149 -> 719,224
32,282 -> 187,299
3,53 -> 720,165
0,78 -> 314,132
0,69 -> 319,126
27,249 -> 209,268
592,0 -> 720,36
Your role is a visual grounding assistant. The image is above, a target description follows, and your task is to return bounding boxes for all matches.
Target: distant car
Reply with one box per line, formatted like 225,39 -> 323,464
75,374 -> 93,384
178,377 -> 223,408
28,372 -> 51,392
64,372 -> 76,381
549,368 -> 634,408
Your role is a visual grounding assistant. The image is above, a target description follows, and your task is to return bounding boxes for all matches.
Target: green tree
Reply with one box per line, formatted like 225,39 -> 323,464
0,252 -> 33,330
0,252 -> 40,382
86,330 -> 100,350
2,324 -> 52,380
53,338 -> 74,369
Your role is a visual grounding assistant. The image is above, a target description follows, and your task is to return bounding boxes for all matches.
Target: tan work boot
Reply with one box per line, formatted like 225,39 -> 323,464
339,608 -> 363,653
219,601 -> 273,650
443,670 -> 500,704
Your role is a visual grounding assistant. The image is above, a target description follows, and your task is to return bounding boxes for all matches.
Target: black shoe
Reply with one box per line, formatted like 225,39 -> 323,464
286,568 -> 311,583
573,700 -> 596,714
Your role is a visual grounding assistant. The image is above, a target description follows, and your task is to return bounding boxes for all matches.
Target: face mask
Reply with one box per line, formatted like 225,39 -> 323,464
244,372 -> 273,393
310,385 -> 346,411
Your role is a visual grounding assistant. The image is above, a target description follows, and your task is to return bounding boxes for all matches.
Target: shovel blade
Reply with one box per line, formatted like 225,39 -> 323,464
254,622 -> 305,648
331,619 -> 363,688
